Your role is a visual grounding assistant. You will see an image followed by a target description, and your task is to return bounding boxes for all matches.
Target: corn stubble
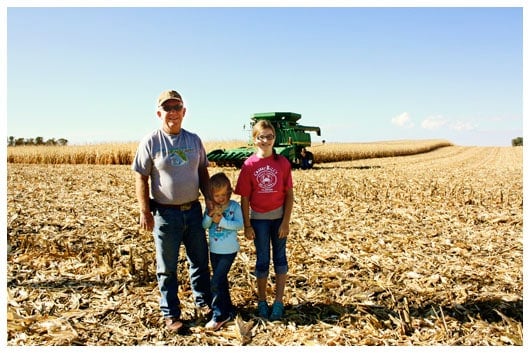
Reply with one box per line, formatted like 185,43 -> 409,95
7,145 -> 522,346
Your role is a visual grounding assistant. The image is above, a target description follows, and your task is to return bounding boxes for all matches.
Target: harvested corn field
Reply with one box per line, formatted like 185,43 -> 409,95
6,145 -> 523,346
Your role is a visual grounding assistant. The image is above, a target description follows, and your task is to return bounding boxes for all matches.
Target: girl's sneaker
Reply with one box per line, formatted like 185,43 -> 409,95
205,316 -> 230,331
269,301 -> 284,321
257,300 -> 269,319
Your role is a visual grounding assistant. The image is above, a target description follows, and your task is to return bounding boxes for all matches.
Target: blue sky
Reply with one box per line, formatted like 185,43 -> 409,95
3,2 -> 524,146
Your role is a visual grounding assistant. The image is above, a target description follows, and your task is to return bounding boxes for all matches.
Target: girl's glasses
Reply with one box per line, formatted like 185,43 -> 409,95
257,134 -> 275,141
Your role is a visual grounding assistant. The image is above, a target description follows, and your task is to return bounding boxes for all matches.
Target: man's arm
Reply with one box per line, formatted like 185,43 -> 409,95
135,172 -> 154,231
198,165 -> 213,210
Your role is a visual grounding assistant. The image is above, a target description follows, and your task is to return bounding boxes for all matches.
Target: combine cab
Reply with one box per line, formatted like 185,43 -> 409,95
207,112 -> 321,168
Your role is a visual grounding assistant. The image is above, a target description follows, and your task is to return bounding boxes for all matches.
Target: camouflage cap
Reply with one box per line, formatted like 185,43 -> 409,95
157,90 -> 183,106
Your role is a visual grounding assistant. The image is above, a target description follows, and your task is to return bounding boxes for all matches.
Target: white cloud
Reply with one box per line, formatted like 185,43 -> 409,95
391,112 -> 414,128
450,121 -> 477,131
421,115 -> 447,130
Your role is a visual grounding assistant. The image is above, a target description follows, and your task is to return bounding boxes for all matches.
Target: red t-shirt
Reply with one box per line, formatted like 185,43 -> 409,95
235,154 -> 293,213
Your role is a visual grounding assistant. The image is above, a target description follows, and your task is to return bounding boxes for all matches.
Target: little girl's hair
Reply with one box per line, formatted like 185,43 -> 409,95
209,172 -> 233,196
252,119 -> 278,160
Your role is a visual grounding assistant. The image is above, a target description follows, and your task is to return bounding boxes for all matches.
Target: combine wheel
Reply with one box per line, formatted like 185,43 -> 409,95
302,151 -> 314,169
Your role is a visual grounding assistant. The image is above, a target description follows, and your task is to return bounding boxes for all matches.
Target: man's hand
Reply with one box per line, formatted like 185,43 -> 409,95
139,211 -> 154,231
208,205 -> 223,223
205,199 -> 215,212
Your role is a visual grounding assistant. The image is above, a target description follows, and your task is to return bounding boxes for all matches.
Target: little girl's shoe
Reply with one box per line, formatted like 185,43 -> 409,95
205,316 -> 230,331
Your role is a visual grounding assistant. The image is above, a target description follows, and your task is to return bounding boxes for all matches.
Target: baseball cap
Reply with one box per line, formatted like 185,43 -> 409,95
157,90 -> 183,106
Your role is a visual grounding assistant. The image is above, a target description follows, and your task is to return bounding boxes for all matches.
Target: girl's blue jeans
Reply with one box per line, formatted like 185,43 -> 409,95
251,218 -> 288,278
210,252 -> 237,322
153,202 -> 211,319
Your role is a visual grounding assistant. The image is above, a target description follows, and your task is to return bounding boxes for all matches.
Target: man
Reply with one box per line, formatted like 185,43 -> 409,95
132,89 -> 212,333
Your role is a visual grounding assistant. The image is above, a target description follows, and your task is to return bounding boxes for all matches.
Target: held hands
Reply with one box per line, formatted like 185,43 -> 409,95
208,205 -> 223,224
205,199 -> 215,212
211,213 -> 222,224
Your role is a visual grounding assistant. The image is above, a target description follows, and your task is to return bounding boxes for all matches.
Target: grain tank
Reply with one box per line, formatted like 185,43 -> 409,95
207,112 -> 321,168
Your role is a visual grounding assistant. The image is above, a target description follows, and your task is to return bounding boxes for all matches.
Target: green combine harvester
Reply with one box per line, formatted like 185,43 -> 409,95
207,112 -> 322,168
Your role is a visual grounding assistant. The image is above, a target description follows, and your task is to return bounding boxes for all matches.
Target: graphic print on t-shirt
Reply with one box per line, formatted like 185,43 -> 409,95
169,148 -> 190,166
254,164 -> 278,193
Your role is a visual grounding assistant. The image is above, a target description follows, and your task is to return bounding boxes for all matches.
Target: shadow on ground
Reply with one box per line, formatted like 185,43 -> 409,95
236,298 -> 522,328
10,278 -> 522,336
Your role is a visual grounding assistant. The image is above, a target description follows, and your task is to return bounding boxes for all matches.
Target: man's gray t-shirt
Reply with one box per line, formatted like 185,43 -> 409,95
132,128 -> 209,205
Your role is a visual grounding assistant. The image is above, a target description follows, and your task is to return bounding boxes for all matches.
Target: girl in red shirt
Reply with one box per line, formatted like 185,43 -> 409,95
235,120 -> 294,321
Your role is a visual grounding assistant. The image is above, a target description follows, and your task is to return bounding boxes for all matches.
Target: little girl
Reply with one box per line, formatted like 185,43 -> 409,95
235,120 -> 294,321
202,172 -> 243,330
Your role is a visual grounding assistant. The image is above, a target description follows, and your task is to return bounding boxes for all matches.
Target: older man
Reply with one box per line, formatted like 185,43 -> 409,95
132,90 -> 212,332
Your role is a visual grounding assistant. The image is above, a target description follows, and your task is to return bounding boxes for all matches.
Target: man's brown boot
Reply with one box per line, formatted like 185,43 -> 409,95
165,317 -> 183,333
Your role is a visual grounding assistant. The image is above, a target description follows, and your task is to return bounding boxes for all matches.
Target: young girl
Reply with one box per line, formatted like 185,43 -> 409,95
202,172 -> 243,330
235,120 -> 294,321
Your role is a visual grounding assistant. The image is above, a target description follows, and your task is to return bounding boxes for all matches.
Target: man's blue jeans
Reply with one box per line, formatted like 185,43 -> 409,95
210,252 -> 237,322
251,218 -> 288,278
153,202 -> 211,319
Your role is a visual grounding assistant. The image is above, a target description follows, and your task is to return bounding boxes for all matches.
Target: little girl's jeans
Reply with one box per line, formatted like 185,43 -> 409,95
210,252 -> 237,321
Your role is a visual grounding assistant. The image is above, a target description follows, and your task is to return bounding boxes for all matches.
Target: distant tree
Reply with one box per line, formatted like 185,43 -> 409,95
7,136 -> 14,146
512,137 -> 523,146
45,138 -> 57,145
35,136 -> 44,145
57,138 -> 68,146
15,138 -> 24,146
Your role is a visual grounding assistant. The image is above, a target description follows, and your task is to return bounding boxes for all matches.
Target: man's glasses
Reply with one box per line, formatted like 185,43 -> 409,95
257,134 -> 275,141
161,104 -> 184,112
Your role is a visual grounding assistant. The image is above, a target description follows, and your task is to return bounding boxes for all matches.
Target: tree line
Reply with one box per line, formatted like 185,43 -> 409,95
7,136 -> 69,146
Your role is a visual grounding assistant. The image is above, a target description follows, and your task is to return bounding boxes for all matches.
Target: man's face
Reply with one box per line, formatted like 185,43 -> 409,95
157,99 -> 186,134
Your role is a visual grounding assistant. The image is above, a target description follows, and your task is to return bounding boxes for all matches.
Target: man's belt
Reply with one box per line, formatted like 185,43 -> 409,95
151,199 -> 200,211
